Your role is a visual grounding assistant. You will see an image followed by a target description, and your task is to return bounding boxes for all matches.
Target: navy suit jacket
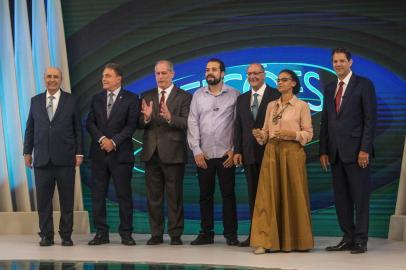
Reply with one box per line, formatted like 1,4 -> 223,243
86,89 -> 139,164
319,73 -> 377,164
138,86 -> 192,164
24,90 -> 83,167
233,85 -> 280,165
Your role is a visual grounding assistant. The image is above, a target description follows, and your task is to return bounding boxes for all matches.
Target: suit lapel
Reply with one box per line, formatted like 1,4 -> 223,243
337,75 -> 357,116
101,91 -> 108,123
152,89 -> 160,117
256,86 -> 271,124
242,91 -> 254,122
52,91 -> 66,122
39,92 -> 50,122
166,86 -> 177,110
108,90 -> 124,121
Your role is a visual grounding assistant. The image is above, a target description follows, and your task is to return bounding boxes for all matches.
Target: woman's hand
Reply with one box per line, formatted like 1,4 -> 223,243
252,128 -> 268,144
274,129 -> 296,140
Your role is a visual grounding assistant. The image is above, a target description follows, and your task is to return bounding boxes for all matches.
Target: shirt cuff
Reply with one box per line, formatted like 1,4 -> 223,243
98,136 -> 106,143
192,148 -> 203,157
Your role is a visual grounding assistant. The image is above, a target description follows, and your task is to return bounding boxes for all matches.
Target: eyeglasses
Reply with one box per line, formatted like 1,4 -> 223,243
277,78 -> 292,83
247,72 -> 264,76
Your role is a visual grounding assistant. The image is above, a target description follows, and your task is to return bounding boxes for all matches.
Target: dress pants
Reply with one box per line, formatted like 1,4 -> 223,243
244,163 -> 261,222
91,155 -> 133,236
34,163 -> 75,239
332,153 -> 371,244
145,151 -> 185,237
197,156 -> 237,237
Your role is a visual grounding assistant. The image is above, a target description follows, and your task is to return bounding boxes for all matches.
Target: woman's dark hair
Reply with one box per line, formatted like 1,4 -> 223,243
279,69 -> 300,95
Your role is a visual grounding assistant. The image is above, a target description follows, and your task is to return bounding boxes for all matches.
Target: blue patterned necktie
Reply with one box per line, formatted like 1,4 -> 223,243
251,93 -> 259,120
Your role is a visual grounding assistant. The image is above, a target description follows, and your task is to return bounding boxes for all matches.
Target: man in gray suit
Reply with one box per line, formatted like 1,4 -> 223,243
24,67 -> 83,246
139,60 -> 192,245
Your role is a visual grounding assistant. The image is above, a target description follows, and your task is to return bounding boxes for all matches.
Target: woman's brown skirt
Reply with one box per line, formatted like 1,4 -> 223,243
250,139 -> 314,251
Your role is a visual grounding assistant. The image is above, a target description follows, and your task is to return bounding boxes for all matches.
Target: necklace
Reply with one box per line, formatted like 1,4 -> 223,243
272,103 -> 289,124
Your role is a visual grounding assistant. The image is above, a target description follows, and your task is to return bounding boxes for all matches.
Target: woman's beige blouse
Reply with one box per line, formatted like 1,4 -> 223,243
262,95 -> 313,146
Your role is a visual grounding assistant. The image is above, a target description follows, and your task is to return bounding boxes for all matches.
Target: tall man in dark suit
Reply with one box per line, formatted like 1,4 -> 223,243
233,63 -> 280,247
320,48 -> 377,254
139,60 -> 192,245
86,63 -> 139,246
24,67 -> 83,246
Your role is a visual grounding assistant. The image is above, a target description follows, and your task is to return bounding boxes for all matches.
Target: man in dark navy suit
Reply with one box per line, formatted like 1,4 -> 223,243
86,63 -> 139,246
233,63 -> 280,247
24,67 -> 83,246
320,48 -> 377,254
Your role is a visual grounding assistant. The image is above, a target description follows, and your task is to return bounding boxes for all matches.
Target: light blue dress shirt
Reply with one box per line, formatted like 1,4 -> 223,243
187,83 -> 240,159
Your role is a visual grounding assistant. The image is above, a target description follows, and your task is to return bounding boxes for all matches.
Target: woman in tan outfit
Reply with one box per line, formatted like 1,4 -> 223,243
250,69 -> 314,254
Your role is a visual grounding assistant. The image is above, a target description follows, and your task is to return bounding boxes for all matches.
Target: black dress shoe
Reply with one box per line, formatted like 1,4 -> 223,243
190,233 -> 214,245
350,242 -> 367,254
39,237 -> 54,247
121,235 -> 136,246
88,234 -> 110,245
170,236 -> 183,245
238,238 -> 250,247
61,237 -> 74,246
226,236 -> 239,246
147,236 -> 164,245
326,240 -> 353,251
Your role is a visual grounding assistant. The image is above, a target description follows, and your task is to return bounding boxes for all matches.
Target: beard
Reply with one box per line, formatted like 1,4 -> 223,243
206,75 -> 222,86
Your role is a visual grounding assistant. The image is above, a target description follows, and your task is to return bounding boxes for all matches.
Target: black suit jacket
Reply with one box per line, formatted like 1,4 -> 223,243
319,73 -> 377,163
24,90 -> 83,167
86,89 -> 139,163
139,86 -> 192,164
234,85 -> 280,165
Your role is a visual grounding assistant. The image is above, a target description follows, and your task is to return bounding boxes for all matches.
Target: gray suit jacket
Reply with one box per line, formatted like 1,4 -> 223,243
139,86 -> 192,164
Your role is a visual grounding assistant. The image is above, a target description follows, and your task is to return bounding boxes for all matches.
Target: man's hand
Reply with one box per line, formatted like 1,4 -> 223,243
24,154 -> 32,168
100,137 -> 114,152
358,151 -> 369,168
223,150 -> 234,168
75,156 -> 84,166
320,154 -> 330,171
160,101 -> 171,122
194,153 -> 208,169
141,99 -> 153,122
233,153 -> 243,167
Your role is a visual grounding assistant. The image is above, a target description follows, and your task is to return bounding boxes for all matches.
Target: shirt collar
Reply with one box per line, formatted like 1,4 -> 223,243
46,89 -> 61,99
107,87 -> 121,96
158,84 -> 174,94
276,95 -> 298,106
204,83 -> 229,96
338,70 -> 352,86
251,83 -> 266,97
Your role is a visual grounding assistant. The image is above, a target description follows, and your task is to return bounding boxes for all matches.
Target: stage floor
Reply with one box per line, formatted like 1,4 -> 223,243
0,234 -> 405,270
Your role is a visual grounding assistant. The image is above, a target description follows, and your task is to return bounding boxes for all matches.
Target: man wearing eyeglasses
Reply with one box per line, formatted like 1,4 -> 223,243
233,63 -> 280,247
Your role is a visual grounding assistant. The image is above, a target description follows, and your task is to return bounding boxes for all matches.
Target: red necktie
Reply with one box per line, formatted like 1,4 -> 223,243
159,90 -> 166,112
335,81 -> 344,112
